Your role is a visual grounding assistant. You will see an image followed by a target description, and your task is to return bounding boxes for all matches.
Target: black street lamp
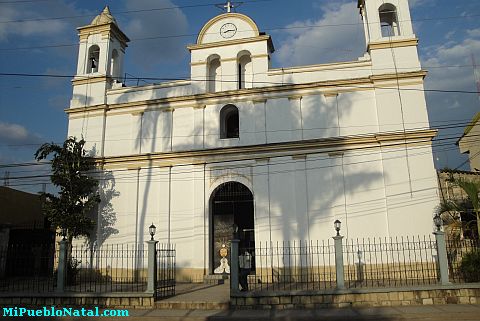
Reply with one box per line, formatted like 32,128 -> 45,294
334,220 -> 341,237
433,215 -> 442,232
149,223 -> 156,241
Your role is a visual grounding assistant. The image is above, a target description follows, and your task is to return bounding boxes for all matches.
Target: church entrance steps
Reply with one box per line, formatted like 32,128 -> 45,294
203,274 -> 229,285
155,281 -> 230,310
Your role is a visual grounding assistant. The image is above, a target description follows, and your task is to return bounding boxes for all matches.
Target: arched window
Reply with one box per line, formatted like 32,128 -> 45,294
110,49 -> 119,78
238,51 -> 252,89
220,104 -> 239,139
87,45 -> 100,73
379,4 -> 400,37
207,55 -> 221,93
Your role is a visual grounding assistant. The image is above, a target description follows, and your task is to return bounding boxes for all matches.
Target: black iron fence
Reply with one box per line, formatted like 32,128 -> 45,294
344,236 -> 439,288
156,243 -> 176,299
446,238 -> 480,283
0,242 -> 176,297
243,240 -> 336,292
237,235 -> 479,293
67,244 -> 148,293
0,243 -> 56,293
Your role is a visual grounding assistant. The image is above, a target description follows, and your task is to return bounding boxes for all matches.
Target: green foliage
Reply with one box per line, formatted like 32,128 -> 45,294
35,137 -> 100,240
66,258 -> 81,285
437,173 -> 480,240
459,250 -> 480,282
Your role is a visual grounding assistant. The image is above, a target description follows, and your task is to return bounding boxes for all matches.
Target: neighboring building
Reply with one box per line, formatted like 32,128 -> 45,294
458,112 -> 480,172
0,186 -> 54,278
67,1 -> 440,280
0,186 -> 52,244
437,170 -> 480,240
0,186 -> 45,229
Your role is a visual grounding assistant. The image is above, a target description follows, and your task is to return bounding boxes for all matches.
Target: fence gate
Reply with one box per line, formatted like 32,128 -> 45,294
155,244 -> 176,300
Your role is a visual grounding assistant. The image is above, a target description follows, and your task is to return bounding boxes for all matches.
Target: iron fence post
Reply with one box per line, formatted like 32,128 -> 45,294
333,235 -> 345,289
56,239 -> 67,293
434,231 -> 451,285
146,240 -> 158,294
230,239 -> 240,293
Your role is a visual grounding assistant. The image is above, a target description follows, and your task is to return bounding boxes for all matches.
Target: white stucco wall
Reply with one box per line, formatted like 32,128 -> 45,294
68,1 -> 440,277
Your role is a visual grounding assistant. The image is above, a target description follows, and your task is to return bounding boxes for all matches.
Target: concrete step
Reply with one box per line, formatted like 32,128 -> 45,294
203,274 -> 229,285
154,301 -> 230,310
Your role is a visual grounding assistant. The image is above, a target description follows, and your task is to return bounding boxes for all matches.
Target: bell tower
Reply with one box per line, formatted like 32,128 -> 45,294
70,6 -> 129,108
358,0 -> 420,74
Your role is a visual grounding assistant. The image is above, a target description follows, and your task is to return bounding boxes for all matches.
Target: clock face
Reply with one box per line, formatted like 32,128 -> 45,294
220,23 -> 237,39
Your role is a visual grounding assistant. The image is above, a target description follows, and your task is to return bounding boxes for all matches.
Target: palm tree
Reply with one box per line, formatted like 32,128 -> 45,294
437,175 -> 480,240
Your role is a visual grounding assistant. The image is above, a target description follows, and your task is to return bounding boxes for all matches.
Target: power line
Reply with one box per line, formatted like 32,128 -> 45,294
0,11 -> 479,51
0,72 -> 478,95
3,131 -> 478,182
0,118 -> 474,152
0,0 -> 273,24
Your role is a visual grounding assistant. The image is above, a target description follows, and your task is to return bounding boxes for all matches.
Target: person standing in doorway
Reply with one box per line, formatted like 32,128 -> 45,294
239,245 -> 251,291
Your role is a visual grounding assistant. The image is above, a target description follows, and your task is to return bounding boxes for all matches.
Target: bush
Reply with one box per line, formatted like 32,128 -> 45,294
66,258 -> 81,285
459,250 -> 480,282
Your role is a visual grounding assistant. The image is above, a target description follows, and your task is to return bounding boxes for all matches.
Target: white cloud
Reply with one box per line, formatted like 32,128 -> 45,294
121,0 -> 189,70
0,122 -> 43,146
467,28 -> 480,38
422,38 -> 480,91
274,1 -> 365,67
420,32 -> 480,169
0,1 -> 90,42
408,0 -> 435,7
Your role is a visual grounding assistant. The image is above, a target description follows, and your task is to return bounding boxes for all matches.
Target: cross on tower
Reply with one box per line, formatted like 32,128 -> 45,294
216,1 -> 242,13
224,1 -> 234,12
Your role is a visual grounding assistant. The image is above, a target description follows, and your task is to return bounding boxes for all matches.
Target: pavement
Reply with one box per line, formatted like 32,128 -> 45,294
126,304 -> 480,320
14,304 -> 480,321
4,282 -> 480,320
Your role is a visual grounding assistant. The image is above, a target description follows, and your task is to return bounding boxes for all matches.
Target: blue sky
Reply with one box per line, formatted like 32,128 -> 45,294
0,0 -> 479,193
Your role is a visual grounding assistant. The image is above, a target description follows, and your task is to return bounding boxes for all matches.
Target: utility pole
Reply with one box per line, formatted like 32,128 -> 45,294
472,53 -> 480,101
3,171 -> 9,186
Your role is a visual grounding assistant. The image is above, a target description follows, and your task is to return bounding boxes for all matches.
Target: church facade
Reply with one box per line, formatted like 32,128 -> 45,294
67,0 -> 440,280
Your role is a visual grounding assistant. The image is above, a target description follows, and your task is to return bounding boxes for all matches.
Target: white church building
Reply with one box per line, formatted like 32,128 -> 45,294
67,0 -> 440,280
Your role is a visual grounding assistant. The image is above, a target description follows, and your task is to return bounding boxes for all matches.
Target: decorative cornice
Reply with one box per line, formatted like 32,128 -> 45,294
77,22 -> 129,45
268,60 -> 372,75
323,92 -> 338,98
370,70 -> 427,82
72,75 -> 112,86
97,129 -> 437,169
65,71 -> 427,116
288,95 -> 302,100
188,35 -> 271,51
367,38 -> 419,51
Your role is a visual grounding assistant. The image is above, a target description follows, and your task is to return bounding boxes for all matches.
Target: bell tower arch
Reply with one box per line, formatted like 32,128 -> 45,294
357,0 -> 421,74
71,6 -> 129,108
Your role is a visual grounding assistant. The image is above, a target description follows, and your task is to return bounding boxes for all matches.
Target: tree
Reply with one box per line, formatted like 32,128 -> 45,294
35,137 -> 100,242
437,173 -> 480,240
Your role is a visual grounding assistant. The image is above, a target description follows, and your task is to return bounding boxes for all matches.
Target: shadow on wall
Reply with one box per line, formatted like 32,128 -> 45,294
87,169 -> 119,248
85,71 -> 385,247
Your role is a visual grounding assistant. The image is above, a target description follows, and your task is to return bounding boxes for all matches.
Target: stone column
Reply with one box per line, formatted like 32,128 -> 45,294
434,231 -> 451,285
56,239 -> 67,293
146,240 -> 158,294
333,235 -> 345,289
230,239 -> 240,293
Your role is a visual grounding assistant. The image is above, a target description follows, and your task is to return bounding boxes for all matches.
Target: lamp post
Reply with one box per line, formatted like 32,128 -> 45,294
332,219 -> 345,289
334,220 -> 341,236
146,223 -> 158,294
149,223 -> 156,241
433,214 -> 442,232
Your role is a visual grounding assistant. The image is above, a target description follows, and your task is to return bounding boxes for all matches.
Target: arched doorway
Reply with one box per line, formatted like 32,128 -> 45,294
210,181 -> 254,274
